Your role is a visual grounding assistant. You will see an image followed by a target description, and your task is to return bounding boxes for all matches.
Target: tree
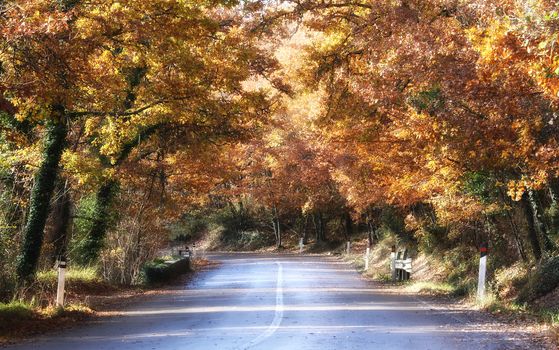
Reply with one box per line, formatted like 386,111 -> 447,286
1,0 -> 272,279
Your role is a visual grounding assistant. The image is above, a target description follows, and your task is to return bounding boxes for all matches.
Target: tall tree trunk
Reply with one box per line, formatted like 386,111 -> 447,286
522,193 -> 542,260
549,178 -> 559,206
272,205 -> 281,248
47,178 -> 72,264
302,214 -> 309,245
312,212 -> 323,243
312,212 -> 321,243
528,189 -> 556,253
317,211 -> 326,242
369,223 -> 377,247
344,211 -> 353,241
17,114 -> 67,281
505,207 -> 527,262
497,188 -> 527,262
366,212 -> 374,246
276,218 -> 281,248
548,178 -> 559,236
80,179 -> 118,265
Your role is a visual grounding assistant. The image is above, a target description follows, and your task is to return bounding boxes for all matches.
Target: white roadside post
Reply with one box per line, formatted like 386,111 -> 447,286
346,241 -> 351,255
390,245 -> 397,281
299,238 -> 304,254
56,257 -> 67,308
364,247 -> 370,270
477,243 -> 488,302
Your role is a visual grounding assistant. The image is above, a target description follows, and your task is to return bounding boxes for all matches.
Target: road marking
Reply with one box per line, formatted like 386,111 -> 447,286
240,262 -> 283,350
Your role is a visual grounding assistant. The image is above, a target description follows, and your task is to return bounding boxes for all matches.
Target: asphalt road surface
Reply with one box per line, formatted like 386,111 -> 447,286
6,253 -> 541,350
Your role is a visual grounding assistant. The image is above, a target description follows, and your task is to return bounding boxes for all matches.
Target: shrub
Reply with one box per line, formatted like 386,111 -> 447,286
141,258 -> 191,285
100,212 -> 167,285
417,224 -> 449,254
492,262 -> 529,300
170,211 -> 209,243
518,256 -> 559,302
213,206 -> 257,239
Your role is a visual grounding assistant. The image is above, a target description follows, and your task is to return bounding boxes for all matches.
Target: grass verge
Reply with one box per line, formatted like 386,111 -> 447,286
405,281 -> 459,296
0,300 -> 34,323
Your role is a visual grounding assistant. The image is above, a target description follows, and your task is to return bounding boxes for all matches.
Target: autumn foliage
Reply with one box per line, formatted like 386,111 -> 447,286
2,0 -> 559,302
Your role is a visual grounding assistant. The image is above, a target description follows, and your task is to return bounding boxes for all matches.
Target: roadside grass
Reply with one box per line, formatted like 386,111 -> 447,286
1,268 -> 100,330
477,291 -> 526,313
405,281 -> 458,296
547,311 -> 559,344
36,266 -> 100,284
0,300 -> 35,324
342,252 -> 366,271
1,259 -> 203,344
376,273 -> 393,282
0,300 -> 93,343
39,303 -> 93,318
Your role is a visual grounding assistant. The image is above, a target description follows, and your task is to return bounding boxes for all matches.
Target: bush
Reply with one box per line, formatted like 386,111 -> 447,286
141,258 -> 191,285
226,230 -> 275,250
99,210 -> 167,285
518,256 -> 559,302
170,211 -> 209,242
0,274 -> 16,303
213,205 -> 258,239
493,262 -> 529,300
417,224 -> 449,254
0,301 -> 34,324
546,204 -> 559,235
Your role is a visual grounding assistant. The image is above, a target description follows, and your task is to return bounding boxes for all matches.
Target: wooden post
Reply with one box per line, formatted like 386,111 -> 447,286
477,243 -> 488,302
56,257 -> 67,307
346,241 -> 351,255
364,247 -> 370,270
299,238 -> 304,253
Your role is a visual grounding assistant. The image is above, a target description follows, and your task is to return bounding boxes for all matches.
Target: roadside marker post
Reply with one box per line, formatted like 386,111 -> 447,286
364,247 -> 370,270
299,238 -> 304,253
390,245 -> 397,281
346,241 -> 351,255
477,243 -> 488,302
56,257 -> 67,308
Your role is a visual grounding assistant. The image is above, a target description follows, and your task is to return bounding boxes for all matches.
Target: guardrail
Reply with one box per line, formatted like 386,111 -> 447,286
168,245 -> 196,259
390,247 -> 412,281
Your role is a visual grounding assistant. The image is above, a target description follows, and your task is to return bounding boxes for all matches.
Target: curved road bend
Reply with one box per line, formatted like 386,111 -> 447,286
6,253 -> 541,350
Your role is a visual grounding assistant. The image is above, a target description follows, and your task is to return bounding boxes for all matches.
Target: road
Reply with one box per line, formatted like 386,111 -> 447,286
6,253 -> 541,350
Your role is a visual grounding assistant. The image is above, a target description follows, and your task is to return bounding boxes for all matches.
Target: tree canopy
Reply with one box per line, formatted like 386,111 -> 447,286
2,0 -> 559,288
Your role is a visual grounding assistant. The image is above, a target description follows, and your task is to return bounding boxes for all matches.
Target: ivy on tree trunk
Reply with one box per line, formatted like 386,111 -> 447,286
78,124 -> 161,265
17,113 -> 67,281
79,179 -> 118,265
